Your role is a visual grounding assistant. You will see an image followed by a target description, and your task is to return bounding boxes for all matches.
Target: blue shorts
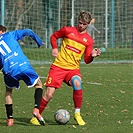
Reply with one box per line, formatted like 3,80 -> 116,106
4,68 -> 39,89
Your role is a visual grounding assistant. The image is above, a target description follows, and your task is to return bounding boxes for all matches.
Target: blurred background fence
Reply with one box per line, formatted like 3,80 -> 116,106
0,0 -> 133,64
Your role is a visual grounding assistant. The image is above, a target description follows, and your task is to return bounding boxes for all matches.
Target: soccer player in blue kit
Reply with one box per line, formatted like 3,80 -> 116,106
0,25 -> 45,126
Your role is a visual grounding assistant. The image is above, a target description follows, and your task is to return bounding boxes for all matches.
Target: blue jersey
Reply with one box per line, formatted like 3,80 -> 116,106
0,29 -> 42,76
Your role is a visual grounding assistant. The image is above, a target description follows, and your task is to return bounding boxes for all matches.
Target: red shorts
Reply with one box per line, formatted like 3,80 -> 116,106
45,64 -> 81,89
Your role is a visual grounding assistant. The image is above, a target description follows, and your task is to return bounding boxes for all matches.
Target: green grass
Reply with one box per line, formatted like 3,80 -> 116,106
0,63 -> 132,133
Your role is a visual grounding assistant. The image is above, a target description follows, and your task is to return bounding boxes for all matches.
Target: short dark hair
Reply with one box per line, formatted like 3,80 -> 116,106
0,25 -> 7,32
78,10 -> 92,24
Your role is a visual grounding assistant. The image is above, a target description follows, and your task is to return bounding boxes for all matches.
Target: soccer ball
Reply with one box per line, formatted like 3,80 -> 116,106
100,47 -> 106,53
54,109 -> 70,125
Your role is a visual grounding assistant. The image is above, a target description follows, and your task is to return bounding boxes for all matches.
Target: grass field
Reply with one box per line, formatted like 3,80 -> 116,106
0,63 -> 132,133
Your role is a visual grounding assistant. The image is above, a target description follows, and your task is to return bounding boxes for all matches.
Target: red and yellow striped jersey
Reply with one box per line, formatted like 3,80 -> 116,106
50,26 -> 94,70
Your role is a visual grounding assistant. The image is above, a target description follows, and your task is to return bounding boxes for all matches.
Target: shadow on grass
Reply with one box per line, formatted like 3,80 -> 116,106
0,117 -> 76,126
0,117 -> 31,126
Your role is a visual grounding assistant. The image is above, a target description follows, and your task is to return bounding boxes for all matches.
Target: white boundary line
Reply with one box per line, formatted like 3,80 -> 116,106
39,76 -> 47,79
87,82 -> 102,85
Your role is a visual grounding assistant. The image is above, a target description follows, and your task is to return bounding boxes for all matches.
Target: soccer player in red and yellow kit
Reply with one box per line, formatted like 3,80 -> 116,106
30,10 -> 101,126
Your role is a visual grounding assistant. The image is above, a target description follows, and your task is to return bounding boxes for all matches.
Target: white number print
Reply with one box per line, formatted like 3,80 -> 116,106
0,40 -> 11,56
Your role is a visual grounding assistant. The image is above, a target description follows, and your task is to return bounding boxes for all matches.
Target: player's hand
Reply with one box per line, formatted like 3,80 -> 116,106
42,42 -> 45,45
52,48 -> 58,57
98,31 -> 100,34
91,48 -> 101,57
38,42 -> 45,48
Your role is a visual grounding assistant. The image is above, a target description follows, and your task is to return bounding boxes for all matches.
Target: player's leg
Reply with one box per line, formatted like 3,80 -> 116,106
4,75 -> 19,126
39,64 -> 63,114
32,79 -> 57,126
30,86 -> 56,125
70,75 -> 86,126
40,87 -> 56,112
31,64 -> 64,125
34,78 -> 43,109
32,78 -> 45,126
5,86 -> 14,126
21,68 -> 45,125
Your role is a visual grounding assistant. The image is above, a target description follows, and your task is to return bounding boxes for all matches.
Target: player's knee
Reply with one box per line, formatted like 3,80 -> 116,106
35,78 -> 42,88
71,76 -> 82,90
45,92 -> 52,100
44,87 -> 55,101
